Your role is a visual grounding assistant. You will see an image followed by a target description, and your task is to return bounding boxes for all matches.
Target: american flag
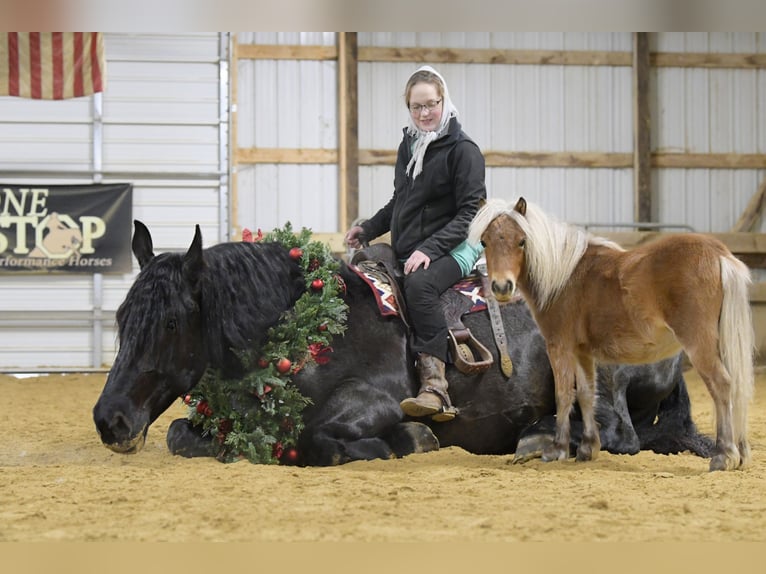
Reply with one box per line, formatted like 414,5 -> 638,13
0,32 -> 105,100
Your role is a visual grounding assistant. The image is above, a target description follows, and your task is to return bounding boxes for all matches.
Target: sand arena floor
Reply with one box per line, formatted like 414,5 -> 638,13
0,369 -> 764,543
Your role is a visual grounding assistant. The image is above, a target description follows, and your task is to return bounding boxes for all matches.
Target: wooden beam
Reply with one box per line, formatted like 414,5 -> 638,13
654,153 -> 766,169
236,44 -> 338,60
633,32 -> 652,224
337,32 -> 359,233
653,52 -> 766,69
236,148 -> 338,164
359,47 -> 632,66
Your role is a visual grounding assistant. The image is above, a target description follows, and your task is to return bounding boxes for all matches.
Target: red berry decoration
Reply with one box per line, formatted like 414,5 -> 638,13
196,400 -> 212,417
288,247 -> 303,260
311,278 -> 324,291
308,258 -> 320,271
183,394 -> 192,405
276,357 -> 292,374
318,323 -> 328,332
257,358 -> 269,369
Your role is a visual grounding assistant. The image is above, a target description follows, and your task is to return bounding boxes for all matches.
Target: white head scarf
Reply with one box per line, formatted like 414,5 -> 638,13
405,65 -> 459,180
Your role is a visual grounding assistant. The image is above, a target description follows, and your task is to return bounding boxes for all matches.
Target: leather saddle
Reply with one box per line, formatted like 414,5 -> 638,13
350,243 -> 510,377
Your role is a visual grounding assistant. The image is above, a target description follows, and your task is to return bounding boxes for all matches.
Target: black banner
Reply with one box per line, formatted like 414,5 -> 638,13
0,183 -> 133,274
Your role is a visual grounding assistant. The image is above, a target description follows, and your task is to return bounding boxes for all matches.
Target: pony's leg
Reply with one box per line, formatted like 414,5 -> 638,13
685,350 -> 740,471
574,358 -> 601,462
542,347 -> 577,462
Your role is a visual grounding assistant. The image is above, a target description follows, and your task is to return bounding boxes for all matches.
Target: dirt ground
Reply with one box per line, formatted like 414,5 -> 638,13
0,369 -> 764,543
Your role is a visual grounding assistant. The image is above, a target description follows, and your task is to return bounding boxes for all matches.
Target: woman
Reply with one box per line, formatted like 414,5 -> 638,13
345,65 -> 486,422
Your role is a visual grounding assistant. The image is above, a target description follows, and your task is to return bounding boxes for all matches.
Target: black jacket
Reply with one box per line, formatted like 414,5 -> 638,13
361,117 -> 486,261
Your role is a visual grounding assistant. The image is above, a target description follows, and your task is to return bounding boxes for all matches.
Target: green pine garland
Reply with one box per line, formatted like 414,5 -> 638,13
182,223 -> 348,464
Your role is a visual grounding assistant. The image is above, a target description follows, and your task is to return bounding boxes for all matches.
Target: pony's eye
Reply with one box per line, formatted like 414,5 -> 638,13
166,318 -> 177,332
519,238 -> 526,248
480,240 -> 486,248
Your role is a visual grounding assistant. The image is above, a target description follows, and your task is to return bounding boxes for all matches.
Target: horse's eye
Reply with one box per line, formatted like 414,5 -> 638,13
166,318 -> 177,332
480,240 -> 486,248
519,238 -> 526,248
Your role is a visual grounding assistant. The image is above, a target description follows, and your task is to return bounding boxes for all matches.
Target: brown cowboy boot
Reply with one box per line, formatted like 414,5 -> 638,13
400,353 -> 458,422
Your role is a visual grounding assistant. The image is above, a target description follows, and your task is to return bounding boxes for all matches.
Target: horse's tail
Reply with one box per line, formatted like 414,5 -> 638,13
719,254 -> 755,465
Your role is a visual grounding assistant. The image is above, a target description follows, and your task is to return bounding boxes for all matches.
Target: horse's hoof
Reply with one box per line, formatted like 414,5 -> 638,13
513,433 -> 553,463
541,445 -> 568,462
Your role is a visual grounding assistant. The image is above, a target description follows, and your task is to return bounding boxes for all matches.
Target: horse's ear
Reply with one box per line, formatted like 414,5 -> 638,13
478,197 -> 486,209
182,225 -> 204,286
132,220 -> 155,269
514,197 -> 527,217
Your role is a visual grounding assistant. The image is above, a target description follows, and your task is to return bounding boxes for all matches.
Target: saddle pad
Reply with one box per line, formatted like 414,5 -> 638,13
350,265 -> 487,318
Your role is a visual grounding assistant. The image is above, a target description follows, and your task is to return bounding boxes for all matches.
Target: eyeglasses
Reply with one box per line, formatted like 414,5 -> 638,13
409,99 -> 442,115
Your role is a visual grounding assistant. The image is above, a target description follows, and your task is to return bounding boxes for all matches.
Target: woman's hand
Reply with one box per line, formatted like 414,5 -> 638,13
344,225 -> 365,249
403,250 -> 431,274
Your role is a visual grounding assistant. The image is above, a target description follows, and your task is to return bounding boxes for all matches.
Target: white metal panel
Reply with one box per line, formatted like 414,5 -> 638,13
0,32 -> 226,370
234,33 -> 338,233
652,32 -> 766,233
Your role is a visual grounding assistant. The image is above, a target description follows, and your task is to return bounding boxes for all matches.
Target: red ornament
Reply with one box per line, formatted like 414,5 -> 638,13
183,394 -> 192,405
289,247 -> 303,260
311,278 -> 324,290
276,357 -> 292,374
284,448 -> 299,463
272,441 -> 284,460
318,323 -> 328,332
257,358 -> 269,369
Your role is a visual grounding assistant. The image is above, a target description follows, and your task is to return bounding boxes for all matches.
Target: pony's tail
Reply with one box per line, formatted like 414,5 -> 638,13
719,254 -> 755,466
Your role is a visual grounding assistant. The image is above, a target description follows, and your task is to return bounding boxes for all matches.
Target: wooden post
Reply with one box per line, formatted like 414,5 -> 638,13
633,32 -> 652,225
337,32 -> 359,233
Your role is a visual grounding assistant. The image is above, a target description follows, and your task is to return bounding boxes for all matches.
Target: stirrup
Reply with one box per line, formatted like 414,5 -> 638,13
448,328 -> 492,375
423,386 -> 459,422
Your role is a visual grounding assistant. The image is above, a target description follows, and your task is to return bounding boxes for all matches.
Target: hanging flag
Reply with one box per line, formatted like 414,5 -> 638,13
0,32 -> 105,100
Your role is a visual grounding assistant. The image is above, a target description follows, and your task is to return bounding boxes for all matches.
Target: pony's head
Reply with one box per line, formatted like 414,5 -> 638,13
93,220 -> 210,454
469,197 -> 529,303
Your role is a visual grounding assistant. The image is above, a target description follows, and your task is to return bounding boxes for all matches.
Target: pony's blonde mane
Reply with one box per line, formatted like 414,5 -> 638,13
469,198 -> 623,309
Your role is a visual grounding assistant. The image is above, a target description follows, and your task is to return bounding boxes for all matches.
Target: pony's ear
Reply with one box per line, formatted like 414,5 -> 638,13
514,197 -> 527,217
182,224 -> 204,287
478,197 -> 486,209
132,220 -> 155,269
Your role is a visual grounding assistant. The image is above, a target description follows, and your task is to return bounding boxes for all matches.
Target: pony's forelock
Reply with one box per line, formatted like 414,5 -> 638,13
467,198 -> 516,246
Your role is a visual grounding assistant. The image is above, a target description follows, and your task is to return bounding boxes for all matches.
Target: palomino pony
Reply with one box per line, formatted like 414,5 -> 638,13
469,197 -> 754,472
93,220 -> 714,466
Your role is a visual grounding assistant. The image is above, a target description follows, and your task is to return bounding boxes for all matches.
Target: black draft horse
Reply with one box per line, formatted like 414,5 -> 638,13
93,221 -> 713,466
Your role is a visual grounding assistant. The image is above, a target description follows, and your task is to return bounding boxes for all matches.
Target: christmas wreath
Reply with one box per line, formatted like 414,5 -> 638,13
182,223 -> 348,464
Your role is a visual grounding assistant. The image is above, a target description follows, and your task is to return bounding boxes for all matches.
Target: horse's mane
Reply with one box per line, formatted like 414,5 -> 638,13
469,198 -> 623,309
117,241 -> 305,372
200,242 -> 305,368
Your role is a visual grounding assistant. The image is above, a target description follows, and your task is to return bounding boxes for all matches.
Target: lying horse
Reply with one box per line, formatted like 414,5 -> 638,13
93,220 -> 713,466
469,197 -> 753,472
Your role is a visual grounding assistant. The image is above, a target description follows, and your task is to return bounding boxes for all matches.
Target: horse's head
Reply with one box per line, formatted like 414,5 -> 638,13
93,220 -> 209,454
470,197 -> 528,303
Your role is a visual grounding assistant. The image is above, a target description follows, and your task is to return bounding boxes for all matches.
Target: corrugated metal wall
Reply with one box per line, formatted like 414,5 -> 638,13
0,32 -> 227,370
235,32 -> 339,233
654,32 -> 766,232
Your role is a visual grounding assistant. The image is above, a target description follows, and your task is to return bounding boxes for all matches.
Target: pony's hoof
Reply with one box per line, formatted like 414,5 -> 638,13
513,432 -> 553,463
709,453 -> 740,472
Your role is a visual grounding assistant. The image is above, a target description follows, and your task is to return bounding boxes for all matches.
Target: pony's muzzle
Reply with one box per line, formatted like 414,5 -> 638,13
491,278 -> 516,303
